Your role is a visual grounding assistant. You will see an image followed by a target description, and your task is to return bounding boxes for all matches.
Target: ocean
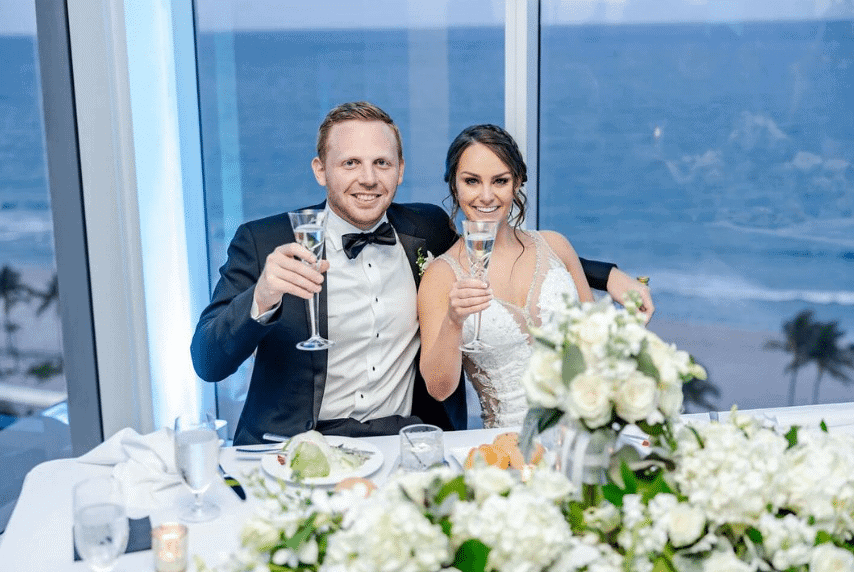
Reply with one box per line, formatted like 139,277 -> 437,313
2,21 -> 853,345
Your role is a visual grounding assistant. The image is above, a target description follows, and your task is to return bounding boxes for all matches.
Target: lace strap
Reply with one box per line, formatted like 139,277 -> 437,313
436,252 -> 467,280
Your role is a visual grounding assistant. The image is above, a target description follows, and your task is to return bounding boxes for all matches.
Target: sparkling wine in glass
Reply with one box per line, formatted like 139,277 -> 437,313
73,476 -> 129,572
174,414 -> 220,523
459,219 -> 499,353
288,209 -> 333,350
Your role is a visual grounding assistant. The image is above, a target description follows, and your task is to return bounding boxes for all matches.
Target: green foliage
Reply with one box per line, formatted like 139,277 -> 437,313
636,343 -> 660,381
784,426 -> 799,449
453,539 -> 491,572
561,343 -> 586,383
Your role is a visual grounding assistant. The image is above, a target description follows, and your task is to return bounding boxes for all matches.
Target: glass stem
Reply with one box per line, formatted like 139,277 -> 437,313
308,291 -> 319,338
473,310 -> 483,342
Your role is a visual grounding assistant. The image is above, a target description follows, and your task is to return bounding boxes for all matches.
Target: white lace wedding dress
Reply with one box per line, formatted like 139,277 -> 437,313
437,231 -> 579,428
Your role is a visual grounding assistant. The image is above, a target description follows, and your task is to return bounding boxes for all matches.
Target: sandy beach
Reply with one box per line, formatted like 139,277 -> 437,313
0,265 -> 66,417
648,319 -> 854,412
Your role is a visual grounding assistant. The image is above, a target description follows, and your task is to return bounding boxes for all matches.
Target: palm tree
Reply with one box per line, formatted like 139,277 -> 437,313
765,310 -> 818,406
32,273 -> 59,316
808,321 -> 854,404
682,376 -> 720,413
0,265 -> 29,357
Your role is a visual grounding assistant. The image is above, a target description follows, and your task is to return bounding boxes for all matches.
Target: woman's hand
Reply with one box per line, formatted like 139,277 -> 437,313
446,277 -> 493,327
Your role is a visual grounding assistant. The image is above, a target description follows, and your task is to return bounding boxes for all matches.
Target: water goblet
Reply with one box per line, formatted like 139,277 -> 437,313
174,414 -> 220,523
288,209 -> 333,350
73,475 -> 129,572
459,219 -> 499,353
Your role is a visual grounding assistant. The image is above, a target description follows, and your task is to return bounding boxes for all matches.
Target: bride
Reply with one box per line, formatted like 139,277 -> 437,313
418,124 -> 595,428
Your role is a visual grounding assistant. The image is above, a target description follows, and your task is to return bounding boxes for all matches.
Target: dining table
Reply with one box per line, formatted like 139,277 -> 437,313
0,426 -> 510,571
3,401 -> 853,571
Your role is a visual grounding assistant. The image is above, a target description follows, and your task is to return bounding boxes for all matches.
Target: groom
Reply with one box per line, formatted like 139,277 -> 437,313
191,101 -> 651,445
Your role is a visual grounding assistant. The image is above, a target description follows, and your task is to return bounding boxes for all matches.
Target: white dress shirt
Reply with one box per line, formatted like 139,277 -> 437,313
319,208 -> 419,421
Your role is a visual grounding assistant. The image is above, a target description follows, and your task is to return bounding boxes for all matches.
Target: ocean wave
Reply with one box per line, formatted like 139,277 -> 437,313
649,270 -> 854,306
0,212 -> 53,241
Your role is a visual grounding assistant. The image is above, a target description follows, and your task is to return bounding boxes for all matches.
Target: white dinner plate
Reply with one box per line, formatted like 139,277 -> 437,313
260,436 -> 384,486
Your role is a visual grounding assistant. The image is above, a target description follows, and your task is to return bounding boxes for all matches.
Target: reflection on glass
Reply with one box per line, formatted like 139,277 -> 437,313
540,3 -> 854,411
0,11 -> 72,532
194,1 -> 506,436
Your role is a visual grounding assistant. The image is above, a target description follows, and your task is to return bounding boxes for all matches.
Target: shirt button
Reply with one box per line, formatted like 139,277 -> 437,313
305,420 -> 314,430
372,366 -> 376,372
368,263 -> 372,268
375,297 -> 378,302
376,333 -> 379,338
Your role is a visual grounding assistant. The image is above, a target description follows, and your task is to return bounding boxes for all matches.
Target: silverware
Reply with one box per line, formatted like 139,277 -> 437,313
218,464 -> 246,500
259,432 -> 374,460
234,446 -> 282,454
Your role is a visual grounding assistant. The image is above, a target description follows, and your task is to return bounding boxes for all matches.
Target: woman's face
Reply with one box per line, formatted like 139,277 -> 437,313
454,143 -> 516,224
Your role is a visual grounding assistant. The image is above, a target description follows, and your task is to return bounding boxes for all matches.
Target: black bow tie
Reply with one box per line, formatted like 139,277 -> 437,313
341,221 -> 397,259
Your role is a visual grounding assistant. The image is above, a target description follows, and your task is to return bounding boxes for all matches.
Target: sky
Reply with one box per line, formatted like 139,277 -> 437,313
0,0 -> 849,35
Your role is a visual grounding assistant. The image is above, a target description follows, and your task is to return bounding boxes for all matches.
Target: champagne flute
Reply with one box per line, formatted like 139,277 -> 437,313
73,476 -> 129,572
174,414 -> 220,523
288,209 -> 333,351
459,219 -> 499,353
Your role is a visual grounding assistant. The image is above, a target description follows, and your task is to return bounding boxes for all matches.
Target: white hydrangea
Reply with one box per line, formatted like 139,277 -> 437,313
673,417 -> 789,526
782,428 -> 854,537
550,533 -> 624,572
323,494 -> 451,572
450,489 -> 571,572
756,513 -> 815,570
464,465 -> 516,503
809,543 -> 854,572
702,549 -> 755,572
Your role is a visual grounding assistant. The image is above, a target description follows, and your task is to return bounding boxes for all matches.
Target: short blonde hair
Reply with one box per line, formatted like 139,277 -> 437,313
316,101 -> 403,164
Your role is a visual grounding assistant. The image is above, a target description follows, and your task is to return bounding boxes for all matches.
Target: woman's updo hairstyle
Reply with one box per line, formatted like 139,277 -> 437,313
444,124 -> 528,230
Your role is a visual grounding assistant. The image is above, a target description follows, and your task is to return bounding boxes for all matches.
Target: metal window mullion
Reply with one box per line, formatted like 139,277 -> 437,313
505,0 -> 539,229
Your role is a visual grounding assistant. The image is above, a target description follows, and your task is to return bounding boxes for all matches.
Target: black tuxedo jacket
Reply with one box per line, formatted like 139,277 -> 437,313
191,201 -> 616,445
191,202 -> 466,444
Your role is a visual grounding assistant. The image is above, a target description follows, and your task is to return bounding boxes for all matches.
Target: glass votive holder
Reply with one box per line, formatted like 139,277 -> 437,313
399,424 -> 445,471
152,523 -> 188,572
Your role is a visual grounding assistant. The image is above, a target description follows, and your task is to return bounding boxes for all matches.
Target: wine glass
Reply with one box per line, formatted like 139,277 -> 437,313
73,475 -> 129,572
459,219 -> 499,353
174,414 -> 220,523
288,209 -> 333,350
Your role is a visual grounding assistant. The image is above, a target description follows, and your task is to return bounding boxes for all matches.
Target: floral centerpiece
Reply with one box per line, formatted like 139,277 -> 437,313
200,294 -> 854,572
519,293 -> 706,485
200,412 -> 854,572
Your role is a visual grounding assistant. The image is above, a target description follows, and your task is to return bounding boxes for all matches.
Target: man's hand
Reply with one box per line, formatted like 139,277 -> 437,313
254,243 -> 330,314
606,268 -> 654,324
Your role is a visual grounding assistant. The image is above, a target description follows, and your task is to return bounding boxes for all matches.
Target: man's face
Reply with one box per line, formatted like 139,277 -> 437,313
312,120 -> 404,230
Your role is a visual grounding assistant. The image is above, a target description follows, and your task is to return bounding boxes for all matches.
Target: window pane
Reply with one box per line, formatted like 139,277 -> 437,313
540,5 -> 854,411
194,1 -> 505,435
0,5 -> 71,531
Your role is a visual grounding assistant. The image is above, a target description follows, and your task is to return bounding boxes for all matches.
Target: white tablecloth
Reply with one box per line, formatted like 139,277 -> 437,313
0,427 -> 507,571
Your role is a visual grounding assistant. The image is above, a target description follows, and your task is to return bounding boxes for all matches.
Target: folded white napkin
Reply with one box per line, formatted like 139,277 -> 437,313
78,427 -> 183,517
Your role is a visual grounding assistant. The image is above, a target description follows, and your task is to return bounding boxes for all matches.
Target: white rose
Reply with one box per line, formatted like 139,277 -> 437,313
615,371 -> 657,423
810,544 -> 854,572
667,503 -> 705,548
522,346 -> 565,408
574,312 -> 611,348
566,372 -> 613,428
659,383 -> 684,419
702,550 -> 754,572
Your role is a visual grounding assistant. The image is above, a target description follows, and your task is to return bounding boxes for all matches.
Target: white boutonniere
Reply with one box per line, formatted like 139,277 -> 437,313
416,247 -> 434,276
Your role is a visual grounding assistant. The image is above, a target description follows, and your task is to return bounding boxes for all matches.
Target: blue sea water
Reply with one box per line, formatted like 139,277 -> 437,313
2,22 -> 853,343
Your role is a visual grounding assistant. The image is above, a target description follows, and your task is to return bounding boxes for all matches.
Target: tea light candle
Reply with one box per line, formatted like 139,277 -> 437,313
152,523 -> 188,572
